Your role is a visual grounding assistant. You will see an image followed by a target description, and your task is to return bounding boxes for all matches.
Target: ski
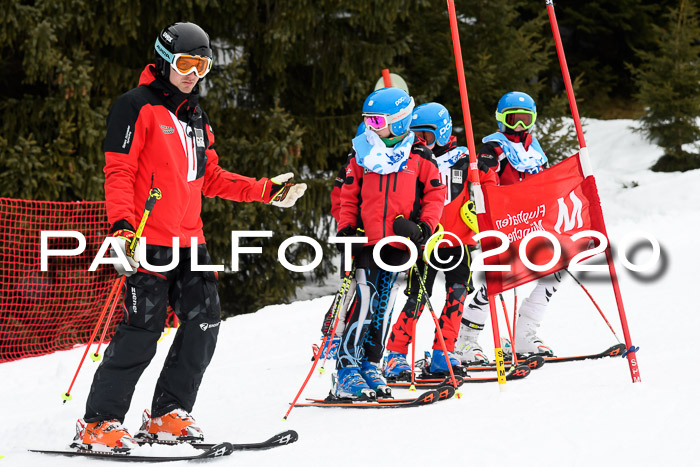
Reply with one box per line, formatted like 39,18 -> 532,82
465,355 -> 545,372
136,429 -> 299,451
386,375 -> 464,389
538,343 -> 626,364
389,365 -> 531,387
294,386 -> 454,408
304,385 -> 455,405
135,430 -> 299,451
501,343 -> 626,366
31,429 -> 299,461
459,364 -> 531,383
30,442 -> 234,462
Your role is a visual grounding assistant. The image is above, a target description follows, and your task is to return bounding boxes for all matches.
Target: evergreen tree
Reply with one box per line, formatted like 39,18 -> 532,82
630,0 -> 700,171
518,0 -> 678,118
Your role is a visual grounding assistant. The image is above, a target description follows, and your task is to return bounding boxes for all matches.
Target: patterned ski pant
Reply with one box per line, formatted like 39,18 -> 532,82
461,270 -> 565,329
84,244 -> 221,423
336,267 -> 401,369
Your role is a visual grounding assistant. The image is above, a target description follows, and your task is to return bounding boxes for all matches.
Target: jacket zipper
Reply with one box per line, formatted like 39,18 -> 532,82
382,174 -> 389,237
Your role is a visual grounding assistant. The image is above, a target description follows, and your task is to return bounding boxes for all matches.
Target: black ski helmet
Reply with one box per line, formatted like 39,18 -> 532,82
154,22 -> 212,78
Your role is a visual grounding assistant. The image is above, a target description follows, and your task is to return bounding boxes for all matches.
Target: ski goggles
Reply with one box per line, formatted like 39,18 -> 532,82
155,39 -> 213,78
496,109 -> 536,130
363,98 -> 416,131
496,109 -> 537,130
412,128 -> 436,146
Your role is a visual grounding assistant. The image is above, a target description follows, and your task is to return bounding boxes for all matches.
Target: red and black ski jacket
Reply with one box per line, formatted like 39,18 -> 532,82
477,131 -> 546,186
339,142 -> 446,248
103,65 -> 278,247
434,136 -> 492,247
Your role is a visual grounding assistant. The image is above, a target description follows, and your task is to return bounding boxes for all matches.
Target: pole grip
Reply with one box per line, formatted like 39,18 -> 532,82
143,187 -> 162,214
129,188 -> 162,257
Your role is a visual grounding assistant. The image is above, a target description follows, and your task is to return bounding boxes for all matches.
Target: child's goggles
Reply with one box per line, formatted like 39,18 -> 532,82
496,109 -> 536,130
362,98 -> 415,132
155,39 -> 213,78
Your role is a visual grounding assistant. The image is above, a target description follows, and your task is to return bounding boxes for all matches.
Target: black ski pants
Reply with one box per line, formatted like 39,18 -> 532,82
84,244 -> 221,423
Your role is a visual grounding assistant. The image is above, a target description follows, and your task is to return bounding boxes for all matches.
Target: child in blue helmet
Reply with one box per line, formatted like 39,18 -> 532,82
454,91 -> 565,362
333,87 -> 446,400
383,102 -> 487,379
313,122 -> 367,360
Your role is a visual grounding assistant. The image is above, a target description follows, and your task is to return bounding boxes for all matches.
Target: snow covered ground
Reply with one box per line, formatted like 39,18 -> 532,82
1,119 -> 698,466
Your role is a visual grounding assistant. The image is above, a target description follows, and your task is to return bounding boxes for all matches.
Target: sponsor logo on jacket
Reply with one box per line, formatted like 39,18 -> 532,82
200,322 -> 221,331
160,124 -> 175,134
122,125 -> 132,149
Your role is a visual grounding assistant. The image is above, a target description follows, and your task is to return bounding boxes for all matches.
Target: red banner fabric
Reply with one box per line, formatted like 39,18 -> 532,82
477,153 -> 607,295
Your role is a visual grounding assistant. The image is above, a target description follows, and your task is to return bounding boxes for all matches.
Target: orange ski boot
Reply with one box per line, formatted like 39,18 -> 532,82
71,418 -> 139,451
137,409 -> 204,442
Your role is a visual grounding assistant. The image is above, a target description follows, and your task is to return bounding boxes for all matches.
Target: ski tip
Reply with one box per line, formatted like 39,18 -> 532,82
525,355 -> 546,369
205,442 -> 234,458
609,343 -> 627,357
506,364 -> 531,380
436,385 -> 456,401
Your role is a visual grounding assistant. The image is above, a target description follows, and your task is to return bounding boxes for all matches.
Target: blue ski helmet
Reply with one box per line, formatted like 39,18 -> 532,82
410,103 -> 452,148
356,121 -> 366,137
362,87 -> 415,137
495,91 -> 537,132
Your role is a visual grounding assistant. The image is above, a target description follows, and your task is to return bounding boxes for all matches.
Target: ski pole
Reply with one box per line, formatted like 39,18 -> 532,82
409,316 -> 418,391
408,263 -> 430,391
89,277 -> 124,362
564,269 -> 621,344
512,287 -> 518,338
318,285 -> 354,374
498,294 -> 517,365
91,187 -> 163,361
61,188 -> 162,403
283,264 -> 355,420
412,264 -> 460,394
316,292 -> 343,374
62,275 -> 123,402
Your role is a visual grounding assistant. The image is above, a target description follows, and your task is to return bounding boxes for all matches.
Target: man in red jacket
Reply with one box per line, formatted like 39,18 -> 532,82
332,87 -> 445,400
71,22 -> 306,452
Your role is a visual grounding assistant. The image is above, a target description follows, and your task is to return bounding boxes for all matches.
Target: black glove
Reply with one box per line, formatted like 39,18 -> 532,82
393,217 -> 431,247
336,226 -> 365,256
337,226 -> 356,238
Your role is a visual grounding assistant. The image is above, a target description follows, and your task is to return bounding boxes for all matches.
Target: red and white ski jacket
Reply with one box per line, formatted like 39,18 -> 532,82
103,65 -> 278,247
339,142 -> 445,247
